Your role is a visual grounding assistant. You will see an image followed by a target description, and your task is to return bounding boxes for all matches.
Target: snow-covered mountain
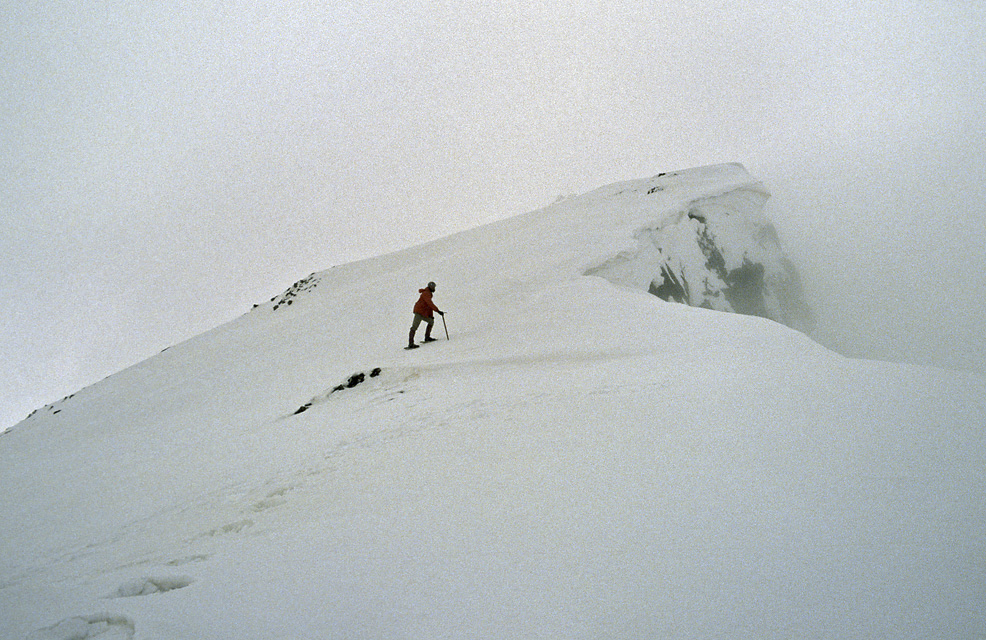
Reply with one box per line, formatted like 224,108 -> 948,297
2,164 -> 983,639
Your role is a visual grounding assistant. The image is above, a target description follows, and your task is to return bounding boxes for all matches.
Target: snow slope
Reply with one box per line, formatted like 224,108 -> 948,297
2,164 -> 984,639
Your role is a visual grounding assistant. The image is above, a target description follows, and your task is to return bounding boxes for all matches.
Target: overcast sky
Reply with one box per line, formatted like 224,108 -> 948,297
3,0 -> 985,430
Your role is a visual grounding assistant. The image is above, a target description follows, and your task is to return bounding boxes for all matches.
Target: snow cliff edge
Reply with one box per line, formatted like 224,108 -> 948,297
586,166 -> 812,333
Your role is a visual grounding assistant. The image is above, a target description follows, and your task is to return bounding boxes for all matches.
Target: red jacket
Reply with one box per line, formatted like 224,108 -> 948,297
413,288 -> 441,318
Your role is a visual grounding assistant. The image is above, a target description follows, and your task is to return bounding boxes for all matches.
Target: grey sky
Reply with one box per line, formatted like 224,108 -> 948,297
3,0 -> 985,429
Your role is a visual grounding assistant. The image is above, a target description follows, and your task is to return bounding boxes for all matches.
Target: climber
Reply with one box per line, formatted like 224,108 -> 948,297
407,281 -> 444,349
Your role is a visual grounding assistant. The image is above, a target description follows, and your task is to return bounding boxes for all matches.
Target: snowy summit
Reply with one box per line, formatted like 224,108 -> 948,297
1,164 -> 984,639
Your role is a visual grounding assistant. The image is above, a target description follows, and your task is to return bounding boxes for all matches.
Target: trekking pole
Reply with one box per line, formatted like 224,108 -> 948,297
441,313 -> 449,340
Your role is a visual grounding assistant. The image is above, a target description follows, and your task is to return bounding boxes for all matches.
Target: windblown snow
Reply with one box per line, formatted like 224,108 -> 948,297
2,164 -> 983,639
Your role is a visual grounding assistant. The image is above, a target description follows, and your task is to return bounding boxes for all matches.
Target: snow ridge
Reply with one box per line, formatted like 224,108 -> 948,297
2,163 -> 984,640
586,181 -> 813,332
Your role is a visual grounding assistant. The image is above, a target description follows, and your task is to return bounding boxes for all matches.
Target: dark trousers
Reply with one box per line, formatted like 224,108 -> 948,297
409,313 -> 434,342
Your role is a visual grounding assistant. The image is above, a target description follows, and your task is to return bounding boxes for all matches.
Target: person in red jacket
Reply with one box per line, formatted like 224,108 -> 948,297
407,281 -> 444,349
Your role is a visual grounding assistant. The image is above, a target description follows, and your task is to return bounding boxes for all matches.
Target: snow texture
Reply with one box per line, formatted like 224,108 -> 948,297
109,576 -> 194,598
1,164 -> 984,639
26,614 -> 135,640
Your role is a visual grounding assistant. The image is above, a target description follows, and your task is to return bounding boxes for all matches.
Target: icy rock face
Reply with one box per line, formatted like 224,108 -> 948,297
587,179 -> 813,333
